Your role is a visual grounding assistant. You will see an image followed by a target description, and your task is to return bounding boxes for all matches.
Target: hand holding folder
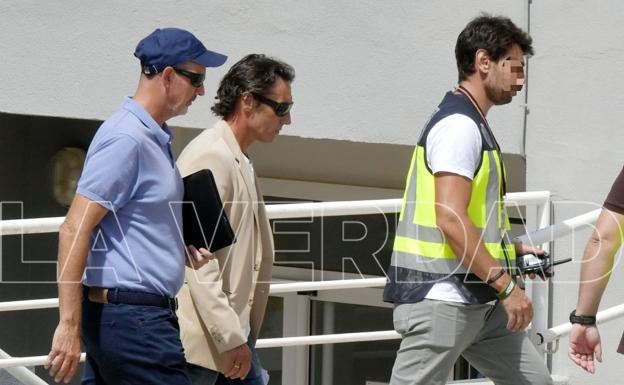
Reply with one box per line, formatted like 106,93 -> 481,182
182,169 -> 236,252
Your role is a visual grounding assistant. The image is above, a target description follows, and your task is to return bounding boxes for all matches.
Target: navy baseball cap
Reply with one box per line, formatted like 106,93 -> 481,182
134,28 -> 227,75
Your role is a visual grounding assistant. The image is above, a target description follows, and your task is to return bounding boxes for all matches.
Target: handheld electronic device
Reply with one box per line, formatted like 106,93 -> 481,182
516,252 -> 572,278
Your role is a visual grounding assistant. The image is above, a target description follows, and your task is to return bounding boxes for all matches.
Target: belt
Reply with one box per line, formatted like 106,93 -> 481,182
86,287 -> 178,311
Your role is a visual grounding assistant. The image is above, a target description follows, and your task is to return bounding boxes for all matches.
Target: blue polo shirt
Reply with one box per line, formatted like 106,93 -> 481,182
77,97 -> 185,297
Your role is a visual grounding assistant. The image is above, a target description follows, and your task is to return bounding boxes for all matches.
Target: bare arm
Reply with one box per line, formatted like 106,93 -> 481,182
435,172 -> 532,331
45,194 -> 108,383
576,208 -> 624,314
434,173 -> 508,285
568,208 -> 624,374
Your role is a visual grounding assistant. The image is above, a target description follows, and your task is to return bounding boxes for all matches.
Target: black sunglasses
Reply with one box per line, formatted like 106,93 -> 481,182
252,92 -> 293,117
173,67 -> 205,88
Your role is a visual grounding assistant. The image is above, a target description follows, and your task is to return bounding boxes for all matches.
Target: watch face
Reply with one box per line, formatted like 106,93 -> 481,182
48,147 -> 86,207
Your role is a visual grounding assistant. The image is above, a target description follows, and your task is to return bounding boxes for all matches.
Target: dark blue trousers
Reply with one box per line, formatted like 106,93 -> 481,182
81,298 -> 191,385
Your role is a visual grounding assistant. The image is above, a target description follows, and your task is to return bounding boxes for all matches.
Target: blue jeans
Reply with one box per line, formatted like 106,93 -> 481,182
81,298 -> 191,385
186,337 -> 264,385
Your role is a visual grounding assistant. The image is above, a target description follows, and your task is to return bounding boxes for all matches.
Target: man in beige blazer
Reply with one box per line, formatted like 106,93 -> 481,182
176,54 -> 295,385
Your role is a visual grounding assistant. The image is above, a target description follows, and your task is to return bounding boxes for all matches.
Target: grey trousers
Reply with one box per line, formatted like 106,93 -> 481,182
389,299 -> 553,385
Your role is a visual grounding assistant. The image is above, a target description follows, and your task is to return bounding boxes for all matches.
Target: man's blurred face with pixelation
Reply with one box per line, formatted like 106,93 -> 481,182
484,43 -> 526,106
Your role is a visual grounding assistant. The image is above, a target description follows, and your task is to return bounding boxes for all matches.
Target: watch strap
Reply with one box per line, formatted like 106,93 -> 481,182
569,310 -> 596,325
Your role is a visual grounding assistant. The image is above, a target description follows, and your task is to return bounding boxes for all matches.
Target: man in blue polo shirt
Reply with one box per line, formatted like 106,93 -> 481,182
44,28 -> 227,384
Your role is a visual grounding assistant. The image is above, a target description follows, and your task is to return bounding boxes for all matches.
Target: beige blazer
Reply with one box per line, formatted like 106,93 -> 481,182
176,120 -> 275,371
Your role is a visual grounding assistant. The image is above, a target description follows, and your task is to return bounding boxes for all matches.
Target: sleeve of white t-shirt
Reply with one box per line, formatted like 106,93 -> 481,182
426,113 -> 482,180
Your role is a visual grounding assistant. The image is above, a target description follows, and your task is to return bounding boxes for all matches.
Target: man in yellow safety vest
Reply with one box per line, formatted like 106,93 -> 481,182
384,15 -> 552,385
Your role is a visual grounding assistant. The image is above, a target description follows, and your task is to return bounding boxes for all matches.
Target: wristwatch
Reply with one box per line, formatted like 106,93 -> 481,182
569,310 -> 596,325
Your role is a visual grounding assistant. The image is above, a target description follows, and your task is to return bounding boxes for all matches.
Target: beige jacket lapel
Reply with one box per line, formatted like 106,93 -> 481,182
216,121 -> 260,217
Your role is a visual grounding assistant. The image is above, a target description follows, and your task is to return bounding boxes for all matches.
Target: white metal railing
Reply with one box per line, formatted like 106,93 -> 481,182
515,208 -> 601,245
0,192 -> 550,236
538,304 -> 624,347
0,278 -> 389,313
256,330 -> 400,348
0,192 -> 564,384
0,217 -> 64,236
0,299 -> 58,313
0,354 -> 86,371
0,349 -> 48,384
0,331 -> 404,369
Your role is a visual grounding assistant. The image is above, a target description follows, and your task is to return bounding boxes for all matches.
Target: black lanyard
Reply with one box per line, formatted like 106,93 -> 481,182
455,85 -> 507,197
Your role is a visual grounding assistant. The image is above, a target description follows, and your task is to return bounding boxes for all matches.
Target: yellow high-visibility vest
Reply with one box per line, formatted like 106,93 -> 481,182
391,93 -> 515,276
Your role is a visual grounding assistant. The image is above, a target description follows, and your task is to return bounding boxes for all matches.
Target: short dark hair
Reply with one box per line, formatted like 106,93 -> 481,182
455,15 -> 534,82
212,54 -> 295,118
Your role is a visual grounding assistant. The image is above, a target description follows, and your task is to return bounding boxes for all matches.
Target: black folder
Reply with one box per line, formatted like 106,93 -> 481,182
182,169 -> 236,252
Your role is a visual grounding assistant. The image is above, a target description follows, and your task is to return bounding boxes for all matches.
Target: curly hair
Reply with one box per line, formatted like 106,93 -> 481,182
455,14 -> 534,82
212,54 -> 295,118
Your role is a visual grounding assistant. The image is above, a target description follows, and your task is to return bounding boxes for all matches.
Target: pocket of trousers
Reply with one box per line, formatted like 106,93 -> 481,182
393,301 -> 462,348
429,301 -> 462,348
392,302 -> 433,337
138,307 -> 187,368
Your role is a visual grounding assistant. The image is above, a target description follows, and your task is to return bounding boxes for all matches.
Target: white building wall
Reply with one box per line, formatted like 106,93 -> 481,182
529,1 -> 624,384
2,1 -> 624,384
0,0 -> 527,153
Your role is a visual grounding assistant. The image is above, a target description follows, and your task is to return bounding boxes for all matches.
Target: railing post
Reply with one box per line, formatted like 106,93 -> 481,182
529,196 -> 552,364
321,302 -> 335,385
281,293 -> 310,385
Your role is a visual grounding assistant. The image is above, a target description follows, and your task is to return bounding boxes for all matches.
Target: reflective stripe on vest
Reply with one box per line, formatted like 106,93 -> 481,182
392,139 -> 515,274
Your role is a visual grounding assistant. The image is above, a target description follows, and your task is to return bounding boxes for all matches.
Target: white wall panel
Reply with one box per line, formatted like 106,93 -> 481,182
529,1 -> 624,383
0,0 -> 527,152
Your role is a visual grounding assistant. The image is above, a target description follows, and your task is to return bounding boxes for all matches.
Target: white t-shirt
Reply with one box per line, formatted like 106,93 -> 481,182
423,113 -> 482,303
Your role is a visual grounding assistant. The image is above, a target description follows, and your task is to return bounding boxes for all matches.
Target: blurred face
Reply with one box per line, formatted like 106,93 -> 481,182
248,77 -> 293,143
484,44 -> 526,105
166,62 -> 206,117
